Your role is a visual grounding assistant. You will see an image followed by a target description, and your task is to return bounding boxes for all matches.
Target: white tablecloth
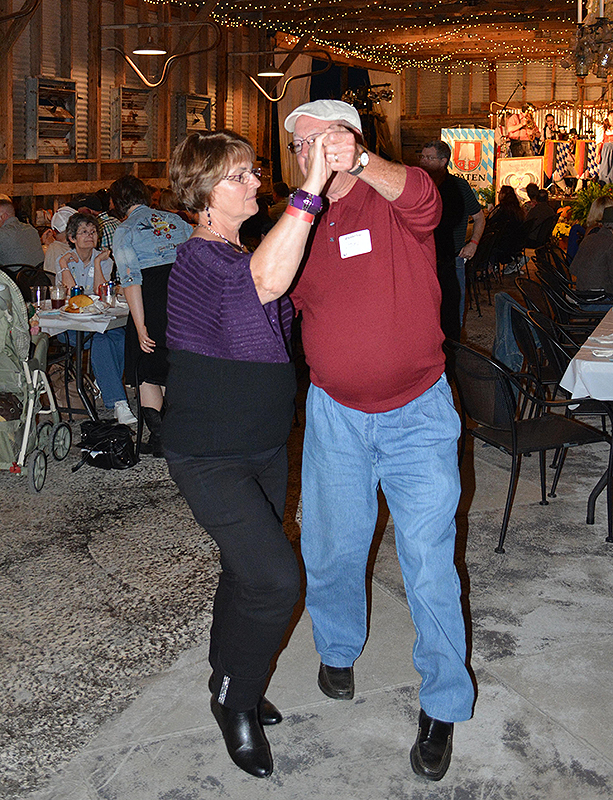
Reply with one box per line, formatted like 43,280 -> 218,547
38,303 -> 129,336
560,308 -> 613,401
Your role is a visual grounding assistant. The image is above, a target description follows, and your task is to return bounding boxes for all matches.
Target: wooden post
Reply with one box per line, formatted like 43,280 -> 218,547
157,2 -> 172,165
468,63 -> 473,113
447,70 -> 452,116
114,0 -> 125,87
522,64 -> 528,104
60,0 -> 72,78
88,0 -> 101,174
0,0 -> 14,186
416,68 -> 421,117
488,61 -> 497,107
216,27 -> 228,128
551,58 -> 557,102
179,4 -> 190,95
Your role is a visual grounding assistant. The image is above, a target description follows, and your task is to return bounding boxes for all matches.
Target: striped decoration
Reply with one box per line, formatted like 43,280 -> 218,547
440,128 -> 496,192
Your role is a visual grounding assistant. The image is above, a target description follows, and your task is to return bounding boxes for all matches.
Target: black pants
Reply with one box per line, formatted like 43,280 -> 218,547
166,444 -> 300,710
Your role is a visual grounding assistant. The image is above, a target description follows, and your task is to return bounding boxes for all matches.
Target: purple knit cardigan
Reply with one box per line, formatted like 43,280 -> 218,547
166,238 -> 293,363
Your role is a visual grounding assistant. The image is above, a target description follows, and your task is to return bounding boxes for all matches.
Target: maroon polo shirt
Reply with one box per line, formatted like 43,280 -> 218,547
292,166 -> 445,413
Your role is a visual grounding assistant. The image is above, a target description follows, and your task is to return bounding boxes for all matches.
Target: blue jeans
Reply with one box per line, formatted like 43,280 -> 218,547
301,377 -> 475,722
67,327 -> 127,408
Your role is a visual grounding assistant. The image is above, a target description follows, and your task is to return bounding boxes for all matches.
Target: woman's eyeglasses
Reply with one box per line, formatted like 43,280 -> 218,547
222,168 -> 262,184
287,137 -> 317,155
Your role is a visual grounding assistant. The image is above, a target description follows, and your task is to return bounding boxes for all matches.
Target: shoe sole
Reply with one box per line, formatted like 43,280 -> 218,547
317,675 -> 355,700
409,741 -> 452,781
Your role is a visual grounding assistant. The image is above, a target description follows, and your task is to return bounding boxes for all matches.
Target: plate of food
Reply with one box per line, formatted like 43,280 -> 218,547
60,295 -> 104,317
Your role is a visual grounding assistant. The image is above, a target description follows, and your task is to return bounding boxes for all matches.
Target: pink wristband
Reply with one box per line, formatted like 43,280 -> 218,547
284,205 -> 315,224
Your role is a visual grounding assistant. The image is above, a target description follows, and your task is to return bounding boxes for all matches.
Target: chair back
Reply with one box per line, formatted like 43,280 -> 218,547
13,263 -> 51,303
525,311 -> 572,380
524,214 -> 558,249
510,305 -> 544,381
446,341 -> 518,431
526,309 -> 579,354
515,276 -> 554,318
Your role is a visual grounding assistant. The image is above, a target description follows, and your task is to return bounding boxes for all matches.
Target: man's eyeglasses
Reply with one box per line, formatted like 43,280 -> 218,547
287,137 -> 317,155
223,168 -> 262,184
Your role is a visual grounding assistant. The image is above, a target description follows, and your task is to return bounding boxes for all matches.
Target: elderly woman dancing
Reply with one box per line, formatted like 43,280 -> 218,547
163,129 -> 328,778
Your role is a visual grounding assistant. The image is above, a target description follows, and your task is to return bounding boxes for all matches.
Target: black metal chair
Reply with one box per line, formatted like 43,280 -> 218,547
465,227 -> 500,314
510,305 -> 559,396
445,340 -> 612,553
515,276 -> 595,344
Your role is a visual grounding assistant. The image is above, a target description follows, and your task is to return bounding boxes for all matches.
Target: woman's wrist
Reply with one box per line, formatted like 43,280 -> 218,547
284,205 -> 315,224
289,188 -> 323,215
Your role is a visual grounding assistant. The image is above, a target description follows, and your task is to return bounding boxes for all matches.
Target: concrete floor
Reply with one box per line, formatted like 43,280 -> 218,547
3,282 -> 613,800
21,436 -> 613,800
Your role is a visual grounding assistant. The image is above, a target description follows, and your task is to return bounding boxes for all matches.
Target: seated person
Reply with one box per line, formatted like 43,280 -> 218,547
56,213 -> 137,425
568,196 -> 613,261
0,201 -> 44,273
486,186 -> 527,273
268,182 -> 290,222
43,206 -> 76,273
524,189 -> 556,247
522,182 -> 539,213
569,205 -> 613,308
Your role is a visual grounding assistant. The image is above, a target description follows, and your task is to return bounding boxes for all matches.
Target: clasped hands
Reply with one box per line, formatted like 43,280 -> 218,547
308,125 -> 362,179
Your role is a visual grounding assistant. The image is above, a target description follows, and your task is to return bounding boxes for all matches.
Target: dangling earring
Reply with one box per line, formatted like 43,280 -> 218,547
205,205 -> 212,227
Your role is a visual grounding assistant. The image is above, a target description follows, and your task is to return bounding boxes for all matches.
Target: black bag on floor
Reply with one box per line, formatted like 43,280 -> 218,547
72,420 -> 137,472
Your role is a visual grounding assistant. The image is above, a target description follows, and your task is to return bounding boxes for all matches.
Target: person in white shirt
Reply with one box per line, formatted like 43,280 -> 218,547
57,212 -> 137,425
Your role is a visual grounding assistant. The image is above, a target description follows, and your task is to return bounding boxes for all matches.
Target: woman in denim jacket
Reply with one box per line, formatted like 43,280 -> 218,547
110,176 -> 193,455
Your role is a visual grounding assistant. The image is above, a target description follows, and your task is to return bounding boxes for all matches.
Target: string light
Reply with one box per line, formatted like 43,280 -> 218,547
137,0 -> 581,73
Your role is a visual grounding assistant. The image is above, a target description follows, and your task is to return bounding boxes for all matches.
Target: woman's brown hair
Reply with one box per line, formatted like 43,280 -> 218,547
169,130 -> 255,213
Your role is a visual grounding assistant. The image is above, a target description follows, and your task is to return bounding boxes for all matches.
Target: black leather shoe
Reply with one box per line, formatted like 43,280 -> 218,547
210,697 -> 273,778
409,709 -> 454,781
317,662 -> 355,700
259,696 -> 283,725
208,676 -> 282,726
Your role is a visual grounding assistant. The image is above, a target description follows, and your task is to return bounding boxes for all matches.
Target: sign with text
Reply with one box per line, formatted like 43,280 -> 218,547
441,128 -> 495,192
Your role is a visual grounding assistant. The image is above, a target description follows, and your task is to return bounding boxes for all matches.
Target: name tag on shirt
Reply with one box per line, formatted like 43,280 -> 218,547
338,229 -> 372,259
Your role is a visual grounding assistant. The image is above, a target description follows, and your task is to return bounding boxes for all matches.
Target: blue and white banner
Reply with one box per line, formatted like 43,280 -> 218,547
441,128 -> 495,192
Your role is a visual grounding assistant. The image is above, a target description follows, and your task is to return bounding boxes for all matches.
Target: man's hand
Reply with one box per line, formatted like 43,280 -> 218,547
322,125 -> 361,173
459,241 -> 478,260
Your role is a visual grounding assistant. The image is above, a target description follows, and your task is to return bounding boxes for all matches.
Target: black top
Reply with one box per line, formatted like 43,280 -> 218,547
161,350 -> 296,456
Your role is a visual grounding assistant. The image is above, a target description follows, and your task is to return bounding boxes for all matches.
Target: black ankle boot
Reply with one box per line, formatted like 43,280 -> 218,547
208,675 -> 282,725
210,697 -> 273,778
140,407 -> 163,457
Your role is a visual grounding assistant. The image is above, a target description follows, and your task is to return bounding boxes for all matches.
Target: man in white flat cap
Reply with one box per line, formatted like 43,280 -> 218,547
285,99 -> 474,782
43,206 -> 77,274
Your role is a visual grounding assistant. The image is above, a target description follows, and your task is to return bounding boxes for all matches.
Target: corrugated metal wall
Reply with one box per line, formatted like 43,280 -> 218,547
405,59 -> 611,123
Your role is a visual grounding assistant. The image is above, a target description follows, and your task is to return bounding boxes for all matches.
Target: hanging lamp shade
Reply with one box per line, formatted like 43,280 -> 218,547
257,55 -> 284,78
133,36 -> 167,56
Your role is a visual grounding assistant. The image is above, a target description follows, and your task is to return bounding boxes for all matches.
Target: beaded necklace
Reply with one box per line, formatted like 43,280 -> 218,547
196,223 -> 248,254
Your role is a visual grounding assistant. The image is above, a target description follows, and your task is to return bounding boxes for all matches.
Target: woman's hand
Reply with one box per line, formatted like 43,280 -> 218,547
94,247 -> 111,264
137,325 -> 156,353
301,130 -> 331,196
58,251 -> 78,289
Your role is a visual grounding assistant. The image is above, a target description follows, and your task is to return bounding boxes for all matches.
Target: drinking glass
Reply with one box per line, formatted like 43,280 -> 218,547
50,285 -> 67,309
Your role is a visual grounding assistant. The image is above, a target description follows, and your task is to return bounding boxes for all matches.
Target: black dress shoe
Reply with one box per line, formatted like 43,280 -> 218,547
210,697 -> 273,778
208,676 -> 282,726
317,662 -> 355,699
409,709 -> 454,781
